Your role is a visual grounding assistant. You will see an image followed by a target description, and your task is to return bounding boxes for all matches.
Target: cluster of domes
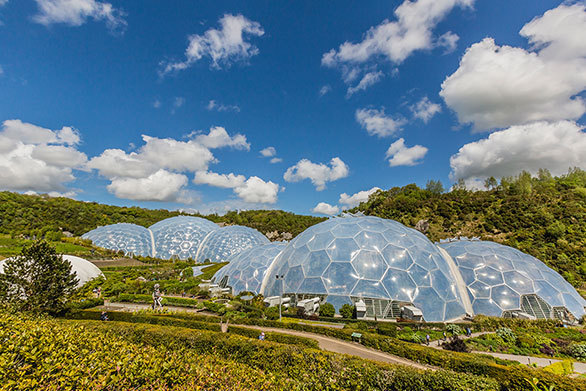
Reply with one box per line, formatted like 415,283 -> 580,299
214,215 -> 586,322
82,216 -> 269,262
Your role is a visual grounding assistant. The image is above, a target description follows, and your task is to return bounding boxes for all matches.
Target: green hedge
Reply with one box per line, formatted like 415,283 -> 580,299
117,293 -> 201,308
70,310 -> 586,391
72,318 -> 500,391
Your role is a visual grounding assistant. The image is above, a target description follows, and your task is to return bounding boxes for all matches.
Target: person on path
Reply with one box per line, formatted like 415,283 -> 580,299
259,332 -> 265,341
100,311 -> 109,321
443,331 -> 447,341
466,327 -> 471,337
426,334 -> 430,345
152,283 -> 163,309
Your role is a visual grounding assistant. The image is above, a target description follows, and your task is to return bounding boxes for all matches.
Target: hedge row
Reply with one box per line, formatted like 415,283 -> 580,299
72,318 -> 500,391
66,310 -> 319,349
70,310 -> 586,391
117,293 -> 201,308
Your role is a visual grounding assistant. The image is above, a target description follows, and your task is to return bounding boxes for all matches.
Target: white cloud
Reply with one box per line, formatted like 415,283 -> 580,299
206,100 -> 240,112
386,138 -> 428,166
107,170 -> 191,203
233,176 -> 280,204
437,31 -> 459,53
312,202 -> 339,216
86,148 -> 157,179
260,146 -> 276,157
355,108 -> 406,137
322,0 -> 472,86
284,157 -> 349,191
346,70 -> 384,97
153,99 -> 161,109
270,157 -> 282,164
441,4 -> 586,131
161,14 -> 264,75
173,97 -> 185,108
410,96 -> 441,123
0,1 -> 8,7
449,121 -> 586,183
193,171 -> 279,204
339,187 -> 381,208
0,119 -> 87,193
193,171 -> 246,189
192,126 -> 250,151
319,85 -> 331,96
24,190 -> 77,199
32,0 -> 126,31
139,135 -> 216,172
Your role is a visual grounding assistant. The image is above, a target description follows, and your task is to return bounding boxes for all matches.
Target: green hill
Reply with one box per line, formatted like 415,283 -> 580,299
352,168 -> 586,289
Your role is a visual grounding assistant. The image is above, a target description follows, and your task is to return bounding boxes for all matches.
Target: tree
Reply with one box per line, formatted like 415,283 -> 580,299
319,302 -> 335,318
484,177 -> 498,190
425,180 -> 444,195
339,303 -> 355,319
0,240 -> 78,314
265,306 -> 279,320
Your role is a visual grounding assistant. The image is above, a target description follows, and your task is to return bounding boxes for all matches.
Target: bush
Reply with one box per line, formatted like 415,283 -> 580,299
569,343 -> 586,360
319,302 -> 335,318
339,303 -> 354,319
543,360 -> 573,375
443,336 -> 470,353
446,324 -> 463,335
497,327 -> 517,343
265,306 -> 279,320
67,297 -> 104,310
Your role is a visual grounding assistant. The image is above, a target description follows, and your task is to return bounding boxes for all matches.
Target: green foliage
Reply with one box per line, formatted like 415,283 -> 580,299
497,327 -> 517,342
354,168 -> 586,289
446,324 -> 463,335
0,240 -> 78,314
569,344 -> 586,360
443,336 -> 470,353
543,360 -> 573,375
265,306 -> 279,320
319,302 -> 335,317
339,303 -> 354,319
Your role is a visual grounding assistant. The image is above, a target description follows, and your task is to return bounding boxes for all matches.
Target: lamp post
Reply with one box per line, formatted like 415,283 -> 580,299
275,274 -> 284,322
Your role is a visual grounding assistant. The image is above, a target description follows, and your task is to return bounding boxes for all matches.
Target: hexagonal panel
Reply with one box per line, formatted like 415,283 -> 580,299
351,250 -> 386,280
381,243 -> 413,270
302,250 -> 331,277
381,268 -> 417,302
322,262 -> 358,295
326,238 -> 359,262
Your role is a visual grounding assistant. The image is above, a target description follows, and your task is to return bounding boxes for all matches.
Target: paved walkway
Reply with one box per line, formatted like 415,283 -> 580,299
99,301 -> 430,370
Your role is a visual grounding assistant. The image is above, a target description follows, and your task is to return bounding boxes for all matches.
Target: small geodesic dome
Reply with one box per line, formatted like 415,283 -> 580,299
261,215 -> 469,322
0,254 -> 104,288
82,223 -> 154,257
149,216 -> 219,260
196,225 -> 270,263
438,240 -> 586,320
214,242 -> 286,295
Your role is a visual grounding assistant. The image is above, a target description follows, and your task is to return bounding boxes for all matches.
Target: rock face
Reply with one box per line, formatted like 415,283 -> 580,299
265,231 -> 293,241
415,220 -> 429,234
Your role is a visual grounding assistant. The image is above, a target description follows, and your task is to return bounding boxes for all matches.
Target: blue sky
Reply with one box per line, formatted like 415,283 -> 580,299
0,0 -> 584,215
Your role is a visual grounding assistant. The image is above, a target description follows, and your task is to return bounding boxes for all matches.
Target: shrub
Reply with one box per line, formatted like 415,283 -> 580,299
265,306 -> 279,320
497,327 -> 517,343
446,324 -> 462,335
339,303 -> 354,319
319,302 -> 335,318
543,360 -> 574,375
443,336 -> 470,353
569,343 -> 586,360
67,297 -> 104,310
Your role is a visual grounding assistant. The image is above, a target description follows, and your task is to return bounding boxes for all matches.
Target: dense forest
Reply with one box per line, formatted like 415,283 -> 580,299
0,168 -> 584,289
0,192 -> 325,238
353,168 -> 586,289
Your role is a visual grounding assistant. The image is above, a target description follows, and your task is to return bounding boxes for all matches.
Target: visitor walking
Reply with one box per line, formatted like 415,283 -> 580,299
466,327 -> 471,337
259,332 -> 265,341
443,331 -> 447,341
100,311 -> 109,321
425,334 -> 430,345
152,283 -> 163,309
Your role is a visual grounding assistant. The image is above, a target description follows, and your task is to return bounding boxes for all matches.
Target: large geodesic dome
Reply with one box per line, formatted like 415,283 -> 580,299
149,216 -> 219,260
0,254 -> 104,288
438,240 -> 586,321
196,225 -> 270,263
214,242 -> 287,295
261,215 -> 469,322
82,223 -> 154,257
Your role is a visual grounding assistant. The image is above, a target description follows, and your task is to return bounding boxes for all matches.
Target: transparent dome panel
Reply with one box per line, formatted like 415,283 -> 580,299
82,223 -> 153,257
196,225 -> 269,263
262,215 -> 467,321
439,240 -> 586,319
149,216 -> 219,260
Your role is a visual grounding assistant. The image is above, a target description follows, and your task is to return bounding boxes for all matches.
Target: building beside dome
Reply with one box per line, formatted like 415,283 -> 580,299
82,216 -> 267,262
0,254 -> 104,288
260,215 -> 470,322
438,239 -> 586,322
215,242 -> 286,295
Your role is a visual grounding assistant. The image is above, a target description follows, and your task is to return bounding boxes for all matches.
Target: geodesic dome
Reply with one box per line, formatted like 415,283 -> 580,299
149,216 -> 219,260
82,223 -> 154,257
0,254 -> 104,288
214,242 -> 286,295
196,225 -> 270,263
261,215 -> 468,322
438,240 -> 586,320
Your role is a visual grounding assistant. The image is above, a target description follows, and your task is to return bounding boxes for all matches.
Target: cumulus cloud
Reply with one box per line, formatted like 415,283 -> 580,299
160,14 -> 264,75
449,121 -> 586,183
346,70 -> 384,97
107,170 -> 191,203
192,126 -> 250,151
312,202 -> 339,216
260,146 -> 276,157
410,96 -> 441,123
0,119 -> 87,193
88,126 -> 250,203
319,85 -> 331,96
441,4 -> 586,131
194,171 -> 279,204
270,157 -> 283,164
284,157 -> 349,191
339,186 -> 381,208
355,108 -> 406,137
32,0 -> 126,31
386,138 -> 428,166
206,100 -> 240,112
322,0 -> 473,89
